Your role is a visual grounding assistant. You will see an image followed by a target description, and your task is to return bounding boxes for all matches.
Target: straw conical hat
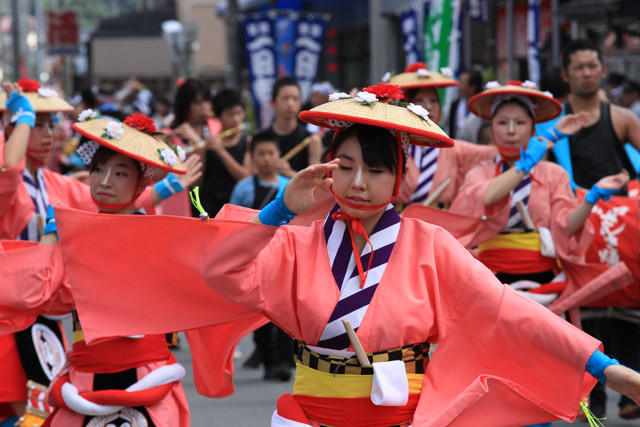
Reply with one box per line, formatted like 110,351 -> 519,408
73,113 -> 186,173
468,80 -> 562,123
299,85 -> 453,148
386,62 -> 458,90
0,78 -> 72,113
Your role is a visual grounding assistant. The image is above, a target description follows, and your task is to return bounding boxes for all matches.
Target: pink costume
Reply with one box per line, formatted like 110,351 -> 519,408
0,241 -> 191,427
0,140 -> 155,240
51,204 -> 601,426
405,140 -> 496,205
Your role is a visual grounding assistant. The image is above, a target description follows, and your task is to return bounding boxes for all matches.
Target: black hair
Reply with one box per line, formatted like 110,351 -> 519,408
88,145 -> 142,182
623,80 -> 640,94
322,124 -> 407,175
171,78 -> 211,128
607,72 -> 627,87
212,89 -> 244,117
80,87 -> 98,109
272,76 -> 301,101
404,86 -> 441,105
540,67 -> 570,100
462,69 -> 484,94
561,38 -> 603,71
250,130 -> 280,154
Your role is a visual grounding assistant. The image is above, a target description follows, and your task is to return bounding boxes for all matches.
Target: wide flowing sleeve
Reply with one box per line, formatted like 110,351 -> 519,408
0,150 -> 33,239
411,227 -> 600,426
55,204 -> 281,344
0,241 -> 74,333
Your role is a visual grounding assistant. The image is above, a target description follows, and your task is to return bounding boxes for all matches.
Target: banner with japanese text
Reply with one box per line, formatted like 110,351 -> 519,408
399,7 -> 421,68
242,14 -> 277,129
292,15 -> 327,103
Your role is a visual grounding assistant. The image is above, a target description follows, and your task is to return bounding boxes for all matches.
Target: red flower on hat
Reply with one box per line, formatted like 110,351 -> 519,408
124,113 -> 157,134
405,62 -> 428,73
17,78 -> 41,92
363,83 -> 404,101
504,80 -> 523,86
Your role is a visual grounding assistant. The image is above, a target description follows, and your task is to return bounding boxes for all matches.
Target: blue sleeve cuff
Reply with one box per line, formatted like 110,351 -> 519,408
258,188 -> 296,226
539,125 -> 568,143
586,349 -> 621,384
154,173 -> 184,200
43,204 -> 59,240
584,184 -> 621,204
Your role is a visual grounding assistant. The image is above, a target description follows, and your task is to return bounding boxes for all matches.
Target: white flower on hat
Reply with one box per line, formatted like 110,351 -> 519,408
176,145 -> 186,162
329,92 -> 351,102
440,67 -> 453,78
486,81 -> 501,89
105,121 -> 124,139
407,103 -> 430,121
417,68 -> 431,78
543,90 -> 554,98
160,148 -> 177,166
381,72 -> 391,83
37,87 -> 58,98
522,80 -> 538,89
355,91 -> 378,104
78,109 -> 97,122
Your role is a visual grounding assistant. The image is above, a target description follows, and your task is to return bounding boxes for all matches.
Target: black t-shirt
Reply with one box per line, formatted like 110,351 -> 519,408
268,123 -> 311,172
565,101 -> 635,188
194,135 -> 248,217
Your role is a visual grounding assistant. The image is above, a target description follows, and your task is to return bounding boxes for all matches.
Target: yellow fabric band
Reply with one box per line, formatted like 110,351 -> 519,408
478,231 -> 541,252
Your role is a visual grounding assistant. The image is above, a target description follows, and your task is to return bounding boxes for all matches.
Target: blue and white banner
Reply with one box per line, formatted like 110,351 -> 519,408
242,15 -> 277,129
292,15 -> 327,102
399,7 -> 420,67
466,0 -> 489,23
527,0 -> 541,83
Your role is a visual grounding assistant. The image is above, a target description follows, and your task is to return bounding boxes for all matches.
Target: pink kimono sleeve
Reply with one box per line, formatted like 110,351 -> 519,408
411,228 -> 601,426
0,241 -> 73,333
0,142 -> 33,239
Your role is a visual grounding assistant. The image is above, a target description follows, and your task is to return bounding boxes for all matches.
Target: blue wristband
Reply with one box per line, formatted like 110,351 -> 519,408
539,125 -> 568,143
586,349 -> 621,384
258,190 -> 296,226
584,184 -> 620,204
43,205 -> 58,240
6,92 -> 35,128
154,173 -> 184,200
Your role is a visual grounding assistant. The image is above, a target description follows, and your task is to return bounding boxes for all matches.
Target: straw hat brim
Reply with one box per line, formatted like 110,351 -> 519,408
387,71 -> 459,90
467,86 -> 562,123
73,119 -> 186,174
299,98 -> 453,147
0,92 -> 73,113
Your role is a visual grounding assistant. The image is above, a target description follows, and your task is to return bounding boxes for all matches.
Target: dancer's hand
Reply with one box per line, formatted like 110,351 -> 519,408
283,159 -> 339,214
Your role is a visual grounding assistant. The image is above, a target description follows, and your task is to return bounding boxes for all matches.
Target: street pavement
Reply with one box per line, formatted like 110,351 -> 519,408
174,333 -> 639,426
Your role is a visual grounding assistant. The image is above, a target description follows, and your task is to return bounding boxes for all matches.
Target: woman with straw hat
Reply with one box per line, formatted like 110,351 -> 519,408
35,83 -> 640,426
0,111 -> 196,426
386,62 -> 497,207
0,80 -> 201,426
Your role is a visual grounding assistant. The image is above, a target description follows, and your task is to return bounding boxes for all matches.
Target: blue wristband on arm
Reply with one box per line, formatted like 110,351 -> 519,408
43,205 -> 58,240
584,184 -> 621,204
513,136 -> 548,174
258,191 -> 296,226
539,126 -> 568,143
6,92 -> 35,128
154,173 -> 184,200
586,349 -> 621,384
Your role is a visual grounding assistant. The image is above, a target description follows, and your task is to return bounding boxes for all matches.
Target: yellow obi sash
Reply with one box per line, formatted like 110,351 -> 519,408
477,231 -> 558,275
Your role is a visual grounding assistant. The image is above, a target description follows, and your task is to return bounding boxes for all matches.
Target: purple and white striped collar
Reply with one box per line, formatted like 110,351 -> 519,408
317,203 -> 401,350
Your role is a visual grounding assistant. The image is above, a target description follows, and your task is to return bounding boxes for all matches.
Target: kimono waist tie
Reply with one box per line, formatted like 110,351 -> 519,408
278,341 -> 428,427
477,231 -> 558,275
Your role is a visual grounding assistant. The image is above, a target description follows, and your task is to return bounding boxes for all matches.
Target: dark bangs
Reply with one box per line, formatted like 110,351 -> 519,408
89,145 -> 142,180
322,124 -> 407,174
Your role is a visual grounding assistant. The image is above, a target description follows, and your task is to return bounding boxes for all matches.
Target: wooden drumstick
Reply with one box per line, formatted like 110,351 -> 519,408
422,178 -> 451,206
282,136 -> 312,162
184,123 -> 247,154
342,318 -> 372,367
516,201 -> 536,231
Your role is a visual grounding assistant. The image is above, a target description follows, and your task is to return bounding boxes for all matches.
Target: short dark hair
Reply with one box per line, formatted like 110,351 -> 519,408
540,66 -> 570,100
250,130 -> 280,154
607,72 -> 626,87
322,124 -> 407,175
464,69 -> 484,94
623,80 -> 640,95
212,89 -> 243,117
171,78 -> 211,128
272,76 -> 301,101
562,38 -> 603,70
89,145 -> 142,181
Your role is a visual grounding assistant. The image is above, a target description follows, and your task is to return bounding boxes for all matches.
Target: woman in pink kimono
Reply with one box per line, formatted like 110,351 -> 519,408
0,112 -> 199,427
33,84 -> 640,426
386,62 -> 496,206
